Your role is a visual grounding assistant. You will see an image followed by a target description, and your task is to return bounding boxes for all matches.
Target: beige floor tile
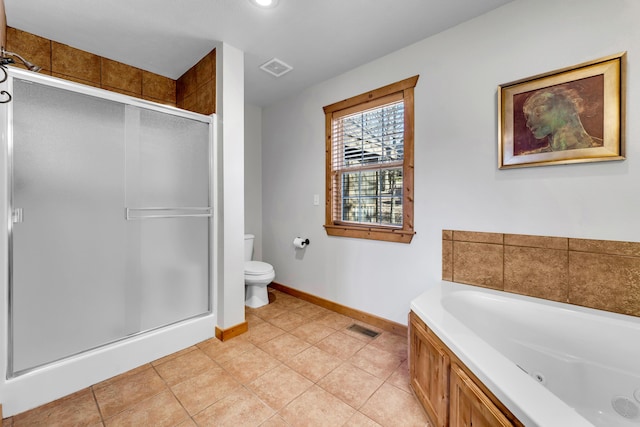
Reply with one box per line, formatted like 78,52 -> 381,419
285,346 -> 342,382
345,411 -> 383,426
103,389 -> 188,427
260,414 -> 290,426
252,303 -> 289,320
245,305 -> 260,317
315,312 -> 354,330
151,346 -> 198,366
175,418 -> 198,427
248,364 -> 313,410
93,363 -> 152,390
246,312 -> 266,326
192,387 -> 274,427
268,292 -> 306,309
267,311 -> 308,331
195,336 -> 222,352
280,385 -> 355,427
171,366 -> 241,415
386,360 -> 411,393
153,348 -> 218,386
257,333 -> 310,362
93,365 -> 167,418
293,302 -> 332,319
290,320 -> 336,344
195,336 -> 221,349
360,383 -> 429,427
247,322 -> 286,345
199,335 -> 257,364
370,332 -> 408,361
220,346 -> 281,384
316,331 -> 367,360
12,388 -> 101,427
317,362 -> 383,409
350,345 -> 403,380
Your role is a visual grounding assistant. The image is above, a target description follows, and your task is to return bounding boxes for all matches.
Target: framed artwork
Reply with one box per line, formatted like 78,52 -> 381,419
498,52 -> 626,169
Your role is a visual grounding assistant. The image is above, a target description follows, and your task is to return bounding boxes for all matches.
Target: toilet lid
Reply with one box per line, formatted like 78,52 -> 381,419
245,261 -> 274,275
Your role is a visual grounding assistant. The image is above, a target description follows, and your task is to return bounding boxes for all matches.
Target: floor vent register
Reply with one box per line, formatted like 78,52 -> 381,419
347,324 -> 380,338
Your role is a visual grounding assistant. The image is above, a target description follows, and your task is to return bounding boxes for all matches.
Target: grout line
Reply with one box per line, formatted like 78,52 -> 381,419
89,386 -> 105,425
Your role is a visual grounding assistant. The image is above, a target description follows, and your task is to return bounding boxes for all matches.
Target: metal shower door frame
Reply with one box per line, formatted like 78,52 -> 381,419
3,67 -> 216,377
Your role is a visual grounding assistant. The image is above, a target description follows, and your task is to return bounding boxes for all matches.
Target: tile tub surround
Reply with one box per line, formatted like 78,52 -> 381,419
2,289 -> 427,426
5,26 -> 217,115
443,230 -> 640,317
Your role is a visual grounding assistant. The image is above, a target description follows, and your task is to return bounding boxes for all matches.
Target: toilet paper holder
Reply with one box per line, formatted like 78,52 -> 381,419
293,237 -> 310,248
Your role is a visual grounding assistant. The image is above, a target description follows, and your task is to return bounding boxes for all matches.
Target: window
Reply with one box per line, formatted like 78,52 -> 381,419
323,75 -> 418,243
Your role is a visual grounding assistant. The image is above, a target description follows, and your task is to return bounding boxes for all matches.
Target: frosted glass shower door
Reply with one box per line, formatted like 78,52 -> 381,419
124,106 -> 210,332
9,77 -> 212,377
10,79 -> 128,374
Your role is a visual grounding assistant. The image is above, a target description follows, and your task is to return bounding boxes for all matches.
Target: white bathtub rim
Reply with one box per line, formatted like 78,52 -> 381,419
410,280 -> 594,427
441,287 -> 640,374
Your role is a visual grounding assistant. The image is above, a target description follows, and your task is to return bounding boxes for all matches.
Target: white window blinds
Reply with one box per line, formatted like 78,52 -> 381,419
330,95 -> 405,227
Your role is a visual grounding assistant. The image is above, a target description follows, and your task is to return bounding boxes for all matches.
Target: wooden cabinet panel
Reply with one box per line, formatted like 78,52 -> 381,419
409,312 -> 449,427
409,311 -> 523,427
449,363 -> 514,427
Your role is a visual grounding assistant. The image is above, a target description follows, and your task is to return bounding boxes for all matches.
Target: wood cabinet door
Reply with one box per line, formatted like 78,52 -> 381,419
449,363 -> 514,427
409,313 -> 449,427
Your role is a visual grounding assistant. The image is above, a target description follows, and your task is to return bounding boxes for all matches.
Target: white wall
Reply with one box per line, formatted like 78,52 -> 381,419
261,0 -> 640,324
215,42 -> 246,330
245,103 -> 263,260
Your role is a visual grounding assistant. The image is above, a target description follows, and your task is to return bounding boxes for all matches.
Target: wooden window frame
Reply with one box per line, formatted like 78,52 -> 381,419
323,75 -> 418,243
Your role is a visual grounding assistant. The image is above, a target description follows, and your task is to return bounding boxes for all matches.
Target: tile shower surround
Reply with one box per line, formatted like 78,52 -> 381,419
5,27 -> 216,115
1,289 -> 427,426
443,230 -> 640,317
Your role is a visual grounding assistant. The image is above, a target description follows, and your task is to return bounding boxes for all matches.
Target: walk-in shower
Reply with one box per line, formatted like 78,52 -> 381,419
0,68 -> 216,416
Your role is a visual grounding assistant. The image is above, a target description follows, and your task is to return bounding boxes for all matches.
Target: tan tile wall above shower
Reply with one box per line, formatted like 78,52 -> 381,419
5,27 -> 179,107
101,57 -> 142,95
5,27 -> 51,74
142,71 -> 177,105
443,230 -> 640,317
177,49 -> 216,115
52,41 -> 101,85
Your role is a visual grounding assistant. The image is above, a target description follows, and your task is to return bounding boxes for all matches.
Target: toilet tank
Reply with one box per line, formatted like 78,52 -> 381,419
244,234 -> 255,261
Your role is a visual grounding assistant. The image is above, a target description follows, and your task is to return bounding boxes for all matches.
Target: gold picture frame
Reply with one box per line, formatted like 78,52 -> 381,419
498,52 -> 626,169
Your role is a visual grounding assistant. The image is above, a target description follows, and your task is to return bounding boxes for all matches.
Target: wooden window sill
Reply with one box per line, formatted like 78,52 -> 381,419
324,224 -> 415,243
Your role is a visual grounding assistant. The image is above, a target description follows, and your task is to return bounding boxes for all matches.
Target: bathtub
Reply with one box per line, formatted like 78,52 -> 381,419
410,280 -> 640,427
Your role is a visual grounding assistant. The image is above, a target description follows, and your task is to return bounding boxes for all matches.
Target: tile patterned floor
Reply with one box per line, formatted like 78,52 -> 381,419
3,289 -> 429,426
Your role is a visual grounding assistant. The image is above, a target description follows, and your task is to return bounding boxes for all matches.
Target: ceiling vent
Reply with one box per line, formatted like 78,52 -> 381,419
260,58 -> 293,77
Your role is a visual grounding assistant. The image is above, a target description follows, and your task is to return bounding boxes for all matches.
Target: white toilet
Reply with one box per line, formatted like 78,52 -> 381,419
244,234 -> 275,308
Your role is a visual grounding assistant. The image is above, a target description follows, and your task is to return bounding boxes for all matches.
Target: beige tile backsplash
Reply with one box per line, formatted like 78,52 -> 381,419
443,230 -> 640,317
452,241 -> 503,290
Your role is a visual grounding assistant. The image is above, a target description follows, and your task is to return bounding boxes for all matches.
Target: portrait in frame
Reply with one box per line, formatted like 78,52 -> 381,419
498,52 -> 626,169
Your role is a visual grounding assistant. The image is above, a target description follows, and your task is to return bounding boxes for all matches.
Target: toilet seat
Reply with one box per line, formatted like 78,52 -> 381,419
245,261 -> 274,275
244,260 -> 275,286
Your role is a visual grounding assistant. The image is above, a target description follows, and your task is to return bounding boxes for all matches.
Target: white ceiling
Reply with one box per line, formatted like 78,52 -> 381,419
5,0 -> 514,107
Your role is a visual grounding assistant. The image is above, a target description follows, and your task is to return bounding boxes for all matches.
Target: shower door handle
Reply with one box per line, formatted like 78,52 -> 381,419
125,207 -> 212,220
12,208 -> 23,224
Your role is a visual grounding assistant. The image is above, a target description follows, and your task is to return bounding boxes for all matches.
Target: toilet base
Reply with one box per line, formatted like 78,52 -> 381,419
245,283 -> 270,308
